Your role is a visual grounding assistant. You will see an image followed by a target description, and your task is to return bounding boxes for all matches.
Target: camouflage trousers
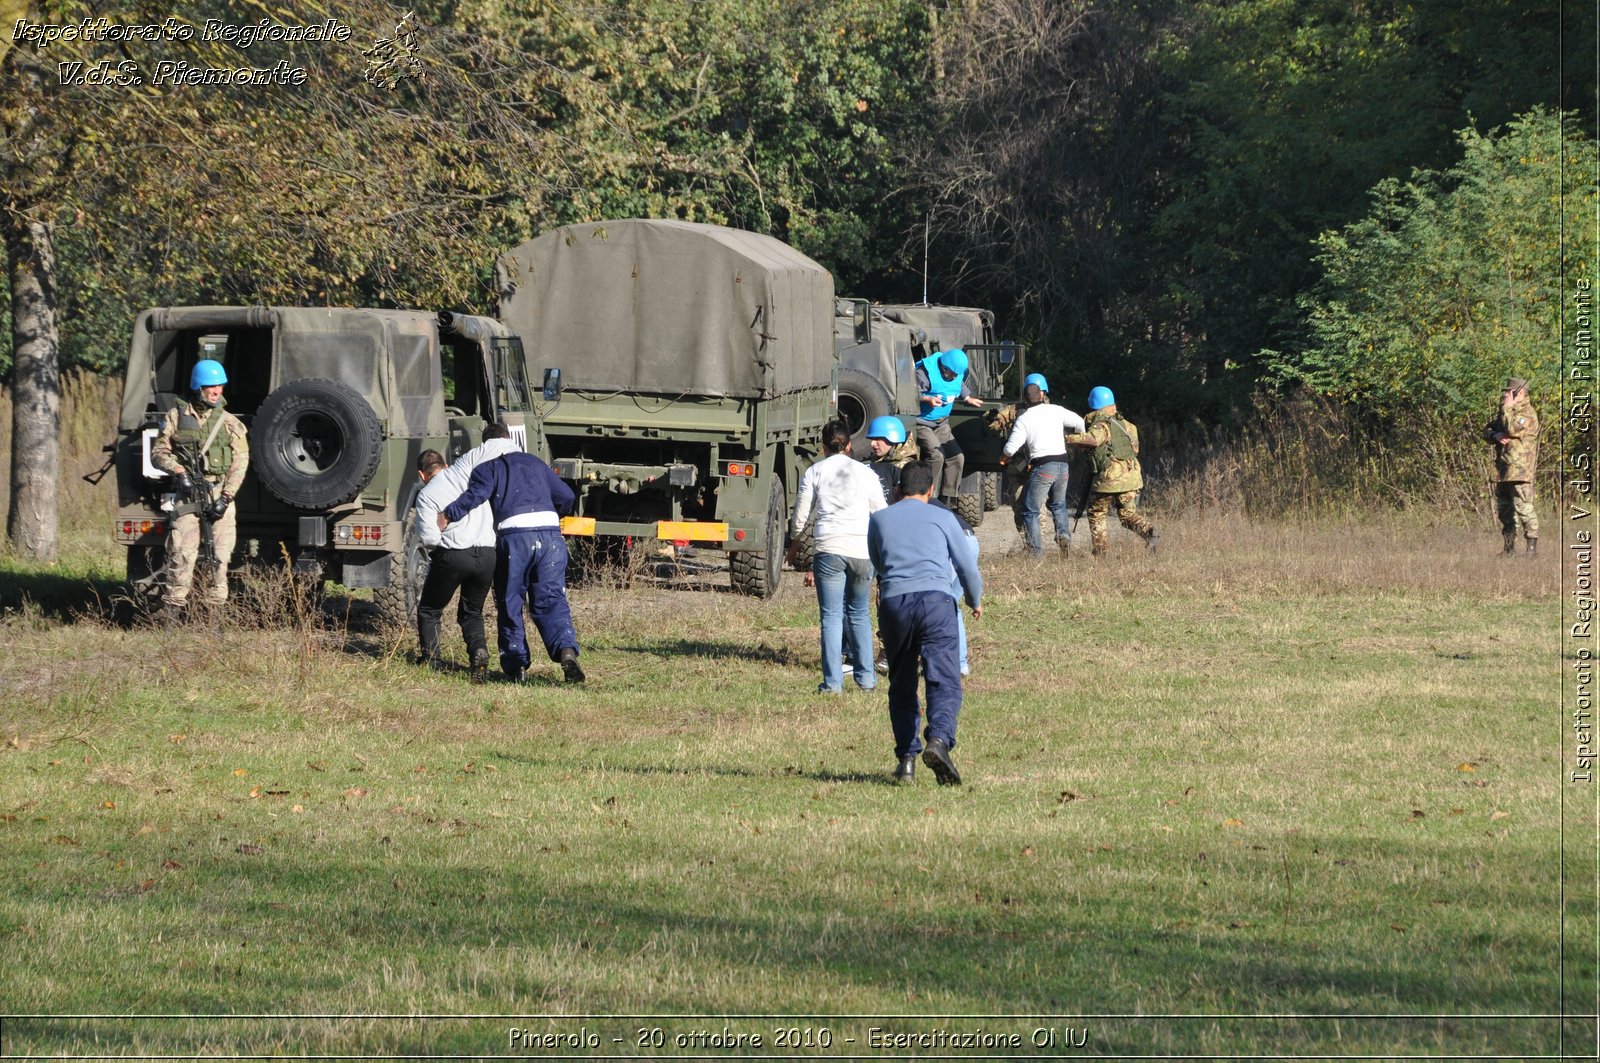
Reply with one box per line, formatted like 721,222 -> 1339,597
1083,490 -> 1155,555
165,507 -> 236,606
1495,481 -> 1539,540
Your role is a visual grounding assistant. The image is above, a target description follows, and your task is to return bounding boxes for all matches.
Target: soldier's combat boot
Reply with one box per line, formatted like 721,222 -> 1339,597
1526,538 -> 1538,558
1145,527 -> 1160,553
1502,531 -> 1517,556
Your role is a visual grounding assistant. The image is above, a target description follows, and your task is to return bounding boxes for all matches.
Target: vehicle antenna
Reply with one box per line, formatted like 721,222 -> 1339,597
921,214 -> 930,306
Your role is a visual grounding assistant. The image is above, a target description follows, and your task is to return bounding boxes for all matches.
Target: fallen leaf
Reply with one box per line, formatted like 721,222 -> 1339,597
343,787 -> 368,799
140,878 -> 157,891
1410,809 -> 1425,819
137,823 -> 154,835
169,734 -> 186,744
1021,846 -> 1035,857
161,859 -> 183,870
101,801 -> 116,810
1390,923 -> 1408,933
1490,810 -> 1510,821
50,835 -> 78,846
291,804 -> 304,814
7,735 -> 29,751
232,768 -> 248,778
1457,762 -> 1477,772
1222,818 -> 1244,828
249,787 -> 262,799
1449,808 -> 1465,816
235,843 -> 263,856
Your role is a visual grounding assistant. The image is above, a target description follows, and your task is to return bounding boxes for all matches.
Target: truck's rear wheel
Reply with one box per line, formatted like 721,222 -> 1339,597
375,516 -> 430,627
127,545 -> 165,608
730,477 -> 785,599
954,492 -> 984,528
983,471 -> 1000,511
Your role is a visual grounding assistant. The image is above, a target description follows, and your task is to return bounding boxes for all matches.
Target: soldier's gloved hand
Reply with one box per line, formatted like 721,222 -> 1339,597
169,470 -> 194,497
203,494 -> 230,521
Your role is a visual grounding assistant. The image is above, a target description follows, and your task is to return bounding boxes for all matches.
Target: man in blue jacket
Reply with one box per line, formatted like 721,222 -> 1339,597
438,441 -> 585,684
867,461 -> 983,785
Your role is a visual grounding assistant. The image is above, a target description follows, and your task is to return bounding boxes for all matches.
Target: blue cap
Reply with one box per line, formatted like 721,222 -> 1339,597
866,416 -> 907,444
191,359 -> 228,389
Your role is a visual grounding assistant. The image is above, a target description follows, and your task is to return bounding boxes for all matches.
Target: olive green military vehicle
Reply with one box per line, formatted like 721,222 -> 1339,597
111,306 -> 534,621
833,300 -> 1024,524
497,218 -> 836,598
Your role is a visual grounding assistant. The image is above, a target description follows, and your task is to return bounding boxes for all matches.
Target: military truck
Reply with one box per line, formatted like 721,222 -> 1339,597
496,218 -> 836,598
111,306 -> 534,621
833,300 -> 1023,524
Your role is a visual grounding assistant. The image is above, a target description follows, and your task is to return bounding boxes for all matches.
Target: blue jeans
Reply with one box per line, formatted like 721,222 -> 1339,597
1022,461 -> 1072,553
878,590 -> 963,759
495,528 -> 579,676
949,531 -> 979,674
814,552 -> 876,692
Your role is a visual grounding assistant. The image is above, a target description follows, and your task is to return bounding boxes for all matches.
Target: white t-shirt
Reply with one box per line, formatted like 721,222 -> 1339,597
791,452 -> 887,560
1003,403 -> 1087,463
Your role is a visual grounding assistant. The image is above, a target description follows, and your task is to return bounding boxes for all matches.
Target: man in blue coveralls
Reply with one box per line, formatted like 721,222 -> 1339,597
437,440 -> 586,684
867,461 -> 983,786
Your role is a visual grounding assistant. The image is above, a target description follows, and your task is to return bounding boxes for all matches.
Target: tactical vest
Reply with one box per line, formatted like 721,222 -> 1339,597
919,354 -> 962,422
1092,416 -> 1136,475
175,402 -> 233,481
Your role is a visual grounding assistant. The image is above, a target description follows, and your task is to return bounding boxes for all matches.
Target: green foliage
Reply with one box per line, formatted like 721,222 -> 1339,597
471,0 -> 933,288
1148,0 -> 1571,397
1271,108 -> 1594,423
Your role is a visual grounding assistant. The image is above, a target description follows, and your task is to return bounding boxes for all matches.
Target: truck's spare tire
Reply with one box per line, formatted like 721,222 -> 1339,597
836,367 -> 893,459
251,377 -> 384,509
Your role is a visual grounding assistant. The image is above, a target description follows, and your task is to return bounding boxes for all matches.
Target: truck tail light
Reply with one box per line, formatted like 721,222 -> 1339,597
726,462 -> 755,477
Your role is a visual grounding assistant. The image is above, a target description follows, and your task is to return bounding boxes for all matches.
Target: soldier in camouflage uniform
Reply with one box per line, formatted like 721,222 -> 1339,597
1483,376 -> 1540,556
149,359 -> 250,616
1063,386 -> 1158,556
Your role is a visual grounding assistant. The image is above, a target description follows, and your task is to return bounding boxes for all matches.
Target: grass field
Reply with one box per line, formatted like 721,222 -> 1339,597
0,514 -> 1591,1058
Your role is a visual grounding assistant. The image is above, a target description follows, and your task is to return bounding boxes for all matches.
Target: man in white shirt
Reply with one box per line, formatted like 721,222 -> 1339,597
786,419 -> 887,693
1002,383 -> 1086,556
411,422 -> 520,679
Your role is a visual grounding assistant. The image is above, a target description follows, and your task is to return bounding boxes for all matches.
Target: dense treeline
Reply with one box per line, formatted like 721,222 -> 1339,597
2,0 -> 1595,558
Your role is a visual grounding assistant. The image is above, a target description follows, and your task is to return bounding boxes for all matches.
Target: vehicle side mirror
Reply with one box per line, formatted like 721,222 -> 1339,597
998,342 -> 1016,366
542,368 -> 562,400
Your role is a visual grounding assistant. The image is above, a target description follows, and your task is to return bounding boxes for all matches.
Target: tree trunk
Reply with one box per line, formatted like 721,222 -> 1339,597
6,209 -> 61,562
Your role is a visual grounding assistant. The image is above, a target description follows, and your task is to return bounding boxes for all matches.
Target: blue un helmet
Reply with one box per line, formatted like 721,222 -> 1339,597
190,359 -> 228,389
1088,385 -> 1116,411
1024,372 -> 1049,393
866,416 -> 907,444
937,348 -> 969,378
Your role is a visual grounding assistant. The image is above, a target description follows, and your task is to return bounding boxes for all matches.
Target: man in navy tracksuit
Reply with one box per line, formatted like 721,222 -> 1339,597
438,446 -> 586,683
867,461 -> 983,786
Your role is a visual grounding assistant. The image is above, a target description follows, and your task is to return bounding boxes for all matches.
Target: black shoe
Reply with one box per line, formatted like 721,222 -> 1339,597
1526,538 -> 1538,557
469,649 -> 491,684
559,647 -> 586,684
921,737 -> 962,786
893,755 -> 917,784
151,603 -> 186,627
506,667 -> 527,684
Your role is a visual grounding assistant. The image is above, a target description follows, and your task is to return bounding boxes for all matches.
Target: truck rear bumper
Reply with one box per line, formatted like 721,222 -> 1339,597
560,516 -> 729,543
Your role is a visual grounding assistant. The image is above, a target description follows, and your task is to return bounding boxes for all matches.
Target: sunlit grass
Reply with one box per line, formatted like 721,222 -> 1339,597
0,511 -> 1574,1056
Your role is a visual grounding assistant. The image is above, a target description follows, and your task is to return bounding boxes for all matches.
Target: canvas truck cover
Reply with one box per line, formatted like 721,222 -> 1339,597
120,306 -> 463,438
497,219 -> 835,399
